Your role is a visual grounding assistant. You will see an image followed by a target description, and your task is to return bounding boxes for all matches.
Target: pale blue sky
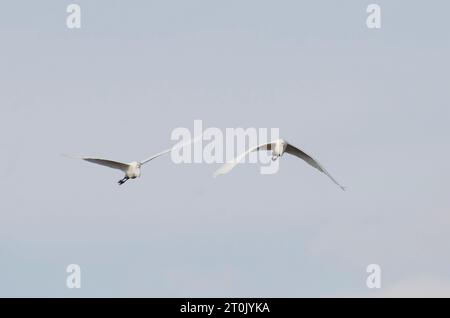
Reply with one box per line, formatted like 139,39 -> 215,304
0,0 -> 449,297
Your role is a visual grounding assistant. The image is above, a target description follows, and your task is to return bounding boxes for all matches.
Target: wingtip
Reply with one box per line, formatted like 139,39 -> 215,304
62,154 -> 90,161
214,166 -> 232,178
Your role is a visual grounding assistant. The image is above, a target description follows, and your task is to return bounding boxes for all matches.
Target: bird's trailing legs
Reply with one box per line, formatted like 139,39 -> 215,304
118,176 -> 129,185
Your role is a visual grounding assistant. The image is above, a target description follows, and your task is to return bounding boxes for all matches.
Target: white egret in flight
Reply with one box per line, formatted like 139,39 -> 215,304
68,135 -> 202,185
214,139 -> 345,190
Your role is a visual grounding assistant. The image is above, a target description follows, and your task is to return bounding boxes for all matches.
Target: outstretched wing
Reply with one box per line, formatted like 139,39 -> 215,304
140,134 -> 203,165
213,142 -> 273,177
80,158 -> 130,172
285,143 -> 345,190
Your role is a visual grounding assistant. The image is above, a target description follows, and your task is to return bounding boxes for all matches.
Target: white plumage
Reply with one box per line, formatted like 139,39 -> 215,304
67,135 -> 202,185
214,139 -> 345,190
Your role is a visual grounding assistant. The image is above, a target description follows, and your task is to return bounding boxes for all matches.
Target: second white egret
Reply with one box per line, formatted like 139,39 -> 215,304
214,138 -> 345,190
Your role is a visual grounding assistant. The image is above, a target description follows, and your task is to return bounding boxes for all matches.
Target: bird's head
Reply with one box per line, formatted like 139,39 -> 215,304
130,161 -> 141,168
275,139 -> 288,156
